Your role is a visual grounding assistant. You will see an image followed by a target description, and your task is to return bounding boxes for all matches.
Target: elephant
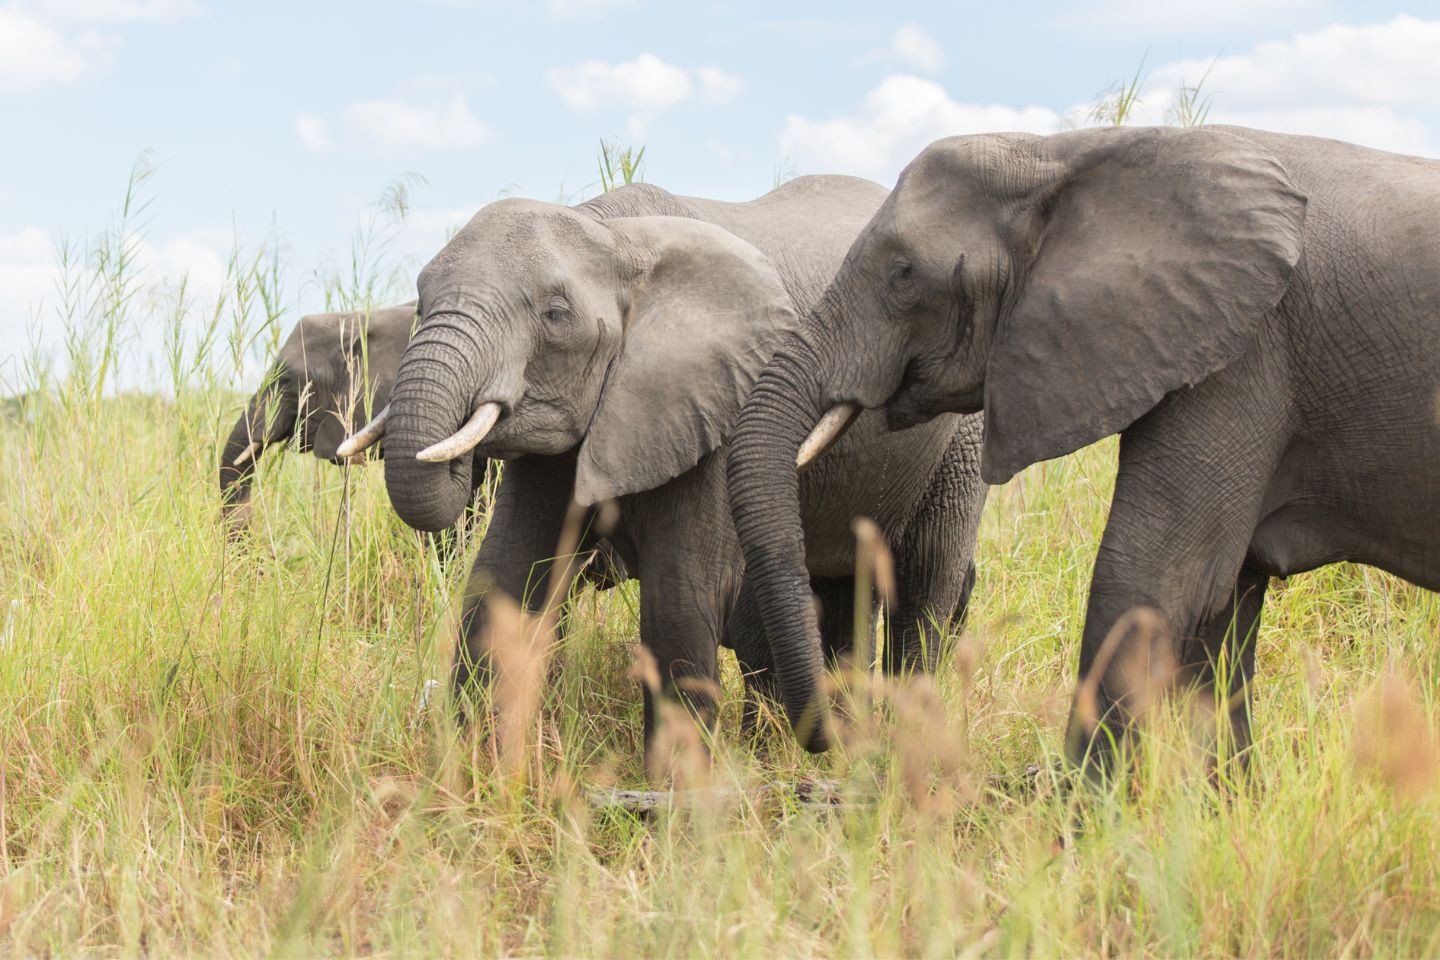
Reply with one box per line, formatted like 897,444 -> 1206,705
340,178 -> 987,759
219,302 -> 433,526
219,304 -> 627,588
726,124 -> 1440,773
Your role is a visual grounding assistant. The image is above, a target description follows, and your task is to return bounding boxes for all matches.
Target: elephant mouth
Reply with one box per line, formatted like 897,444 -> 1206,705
882,356 -> 982,430
465,399 -> 582,461
882,361 -> 941,431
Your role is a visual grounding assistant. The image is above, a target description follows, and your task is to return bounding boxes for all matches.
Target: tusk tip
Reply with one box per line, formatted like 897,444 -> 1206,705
336,405 -> 390,460
232,441 -> 261,467
797,403 -> 861,470
412,402 -> 503,464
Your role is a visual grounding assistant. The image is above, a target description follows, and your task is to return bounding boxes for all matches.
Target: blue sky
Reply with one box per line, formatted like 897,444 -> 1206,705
2,0 -> 1437,386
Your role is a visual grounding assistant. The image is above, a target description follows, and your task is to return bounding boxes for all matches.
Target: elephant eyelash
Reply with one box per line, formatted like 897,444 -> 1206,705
884,260 -> 924,313
541,297 -> 573,323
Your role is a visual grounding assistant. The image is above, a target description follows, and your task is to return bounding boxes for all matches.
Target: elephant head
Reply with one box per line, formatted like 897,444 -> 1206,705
727,125 -> 1306,749
345,199 -> 798,533
219,303 -> 415,522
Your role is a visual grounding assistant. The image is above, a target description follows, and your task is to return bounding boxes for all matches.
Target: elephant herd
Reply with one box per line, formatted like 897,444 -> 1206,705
222,124 -> 1440,780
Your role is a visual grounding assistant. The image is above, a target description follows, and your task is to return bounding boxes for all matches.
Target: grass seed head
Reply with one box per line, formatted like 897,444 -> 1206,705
1353,667 -> 1440,802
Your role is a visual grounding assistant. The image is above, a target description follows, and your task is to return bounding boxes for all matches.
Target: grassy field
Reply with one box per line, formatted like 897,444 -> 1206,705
2,178 -> 1440,956
3,351 -> 1439,957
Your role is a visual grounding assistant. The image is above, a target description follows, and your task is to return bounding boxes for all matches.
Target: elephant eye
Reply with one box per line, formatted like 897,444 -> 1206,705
892,262 -> 915,285
541,298 -> 572,324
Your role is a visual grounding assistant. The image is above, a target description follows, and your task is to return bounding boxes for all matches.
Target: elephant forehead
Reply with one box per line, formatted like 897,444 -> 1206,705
455,200 -> 606,255
502,214 -> 603,264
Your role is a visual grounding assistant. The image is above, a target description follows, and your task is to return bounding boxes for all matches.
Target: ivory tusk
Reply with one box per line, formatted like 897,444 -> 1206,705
796,403 -> 861,471
416,402 -> 503,463
336,404 -> 391,459
232,441 -> 262,467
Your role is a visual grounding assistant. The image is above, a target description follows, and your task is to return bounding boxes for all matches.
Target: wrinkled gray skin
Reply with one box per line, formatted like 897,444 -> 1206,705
727,125 -> 1440,773
383,179 -> 986,759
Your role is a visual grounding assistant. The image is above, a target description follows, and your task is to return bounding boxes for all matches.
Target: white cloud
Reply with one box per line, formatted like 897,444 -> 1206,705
144,230 -> 228,292
547,53 -> 694,112
296,79 -> 490,153
792,15 -> 1440,183
1211,107 -> 1433,157
855,22 -> 946,75
30,0 -> 204,24
0,0 -> 200,92
0,225 -> 232,389
695,66 -> 743,105
781,74 -> 1060,181
1052,0 -> 1327,38
546,53 -> 743,132
0,4 -> 104,90
1148,16 -> 1440,111
294,113 -> 331,153
343,93 -> 488,150
1134,16 -> 1440,156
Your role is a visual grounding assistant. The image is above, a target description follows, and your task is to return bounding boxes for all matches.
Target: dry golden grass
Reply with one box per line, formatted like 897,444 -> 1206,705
3,163 -> 1438,954
3,383 -> 1439,957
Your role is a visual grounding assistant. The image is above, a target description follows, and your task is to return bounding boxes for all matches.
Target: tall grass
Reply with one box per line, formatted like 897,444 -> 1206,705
2,174 -> 1440,957
1087,55 -> 1148,127
597,139 -> 646,193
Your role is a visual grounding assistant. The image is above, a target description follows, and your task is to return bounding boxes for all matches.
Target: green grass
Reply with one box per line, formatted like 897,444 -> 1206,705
3,169 -> 1439,956
4,365 -> 1440,957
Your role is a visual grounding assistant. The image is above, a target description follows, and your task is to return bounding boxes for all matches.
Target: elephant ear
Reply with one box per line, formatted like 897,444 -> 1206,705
979,126 -> 1307,484
342,302 -> 418,410
573,216 -> 799,506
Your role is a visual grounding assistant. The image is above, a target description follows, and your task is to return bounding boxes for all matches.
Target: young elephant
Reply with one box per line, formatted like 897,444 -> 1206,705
727,125 -> 1440,773
221,304 -> 629,588
219,305 -> 508,567
343,179 -> 987,758
220,303 -> 424,524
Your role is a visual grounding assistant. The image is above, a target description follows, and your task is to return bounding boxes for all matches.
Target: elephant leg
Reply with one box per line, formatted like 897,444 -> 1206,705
886,427 -> 988,677
624,460 -> 743,774
726,577 -> 780,739
1179,563 -> 1268,768
451,453 -> 582,719
1066,397 -> 1285,778
635,549 -> 737,774
810,575 -> 869,669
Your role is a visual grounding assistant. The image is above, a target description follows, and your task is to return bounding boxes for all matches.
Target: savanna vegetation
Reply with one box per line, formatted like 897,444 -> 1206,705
2,130 -> 1439,956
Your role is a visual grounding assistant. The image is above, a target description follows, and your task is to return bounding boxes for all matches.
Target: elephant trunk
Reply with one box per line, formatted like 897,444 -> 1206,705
384,318 -> 489,532
726,334 -> 836,753
219,389 -> 296,516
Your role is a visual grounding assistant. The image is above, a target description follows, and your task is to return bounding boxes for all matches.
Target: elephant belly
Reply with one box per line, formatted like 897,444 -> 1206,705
1249,443 -> 1440,590
796,410 -> 959,576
